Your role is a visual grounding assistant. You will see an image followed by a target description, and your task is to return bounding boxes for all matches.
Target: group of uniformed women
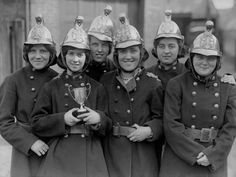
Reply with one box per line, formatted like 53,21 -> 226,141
0,5 -> 236,177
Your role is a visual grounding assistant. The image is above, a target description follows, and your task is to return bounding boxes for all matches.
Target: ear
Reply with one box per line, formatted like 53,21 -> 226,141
57,53 -> 67,69
113,50 -> 119,68
141,48 -> 149,62
151,48 -> 158,58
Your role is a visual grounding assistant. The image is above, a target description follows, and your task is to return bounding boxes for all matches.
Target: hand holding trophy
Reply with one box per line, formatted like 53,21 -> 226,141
68,83 -> 91,124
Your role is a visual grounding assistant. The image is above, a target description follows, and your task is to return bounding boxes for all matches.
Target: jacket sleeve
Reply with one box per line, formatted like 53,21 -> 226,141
144,82 -> 164,141
31,83 -> 66,138
0,76 -> 38,155
164,78 -> 205,165
92,84 -> 112,136
203,85 -> 236,171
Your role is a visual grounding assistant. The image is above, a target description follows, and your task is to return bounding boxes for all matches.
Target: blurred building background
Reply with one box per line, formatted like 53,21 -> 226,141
0,0 -> 236,176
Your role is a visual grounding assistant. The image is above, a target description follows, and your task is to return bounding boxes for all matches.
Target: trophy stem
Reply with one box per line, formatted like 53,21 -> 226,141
78,103 -> 87,112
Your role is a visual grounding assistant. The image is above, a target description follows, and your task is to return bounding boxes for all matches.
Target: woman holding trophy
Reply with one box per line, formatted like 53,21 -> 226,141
100,14 -> 164,177
31,16 -> 111,177
0,16 -> 58,177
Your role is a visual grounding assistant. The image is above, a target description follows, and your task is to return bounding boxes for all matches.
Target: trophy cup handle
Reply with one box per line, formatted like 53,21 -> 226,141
86,83 -> 91,100
68,85 -> 77,103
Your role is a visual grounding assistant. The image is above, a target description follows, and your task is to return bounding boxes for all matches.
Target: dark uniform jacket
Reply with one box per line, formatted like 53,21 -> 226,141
160,71 -> 236,177
147,60 -> 187,170
0,65 -> 57,177
85,58 -> 116,81
101,68 -> 164,177
147,61 -> 186,89
31,71 -> 111,177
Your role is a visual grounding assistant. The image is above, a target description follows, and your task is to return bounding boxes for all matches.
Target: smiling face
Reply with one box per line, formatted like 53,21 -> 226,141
192,54 -> 217,77
156,38 -> 179,66
89,35 -> 110,63
28,44 -> 50,70
65,48 -> 86,73
117,45 -> 141,72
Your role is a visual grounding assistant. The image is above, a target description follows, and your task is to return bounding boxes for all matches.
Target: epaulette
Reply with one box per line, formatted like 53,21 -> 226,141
52,72 -> 63,80
146,72 -> 160,81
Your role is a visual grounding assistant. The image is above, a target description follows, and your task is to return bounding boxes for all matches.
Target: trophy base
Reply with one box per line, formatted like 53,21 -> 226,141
72,109 -> 89,124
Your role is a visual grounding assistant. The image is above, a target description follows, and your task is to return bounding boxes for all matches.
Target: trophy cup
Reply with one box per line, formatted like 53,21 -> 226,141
68,83 -> 91,123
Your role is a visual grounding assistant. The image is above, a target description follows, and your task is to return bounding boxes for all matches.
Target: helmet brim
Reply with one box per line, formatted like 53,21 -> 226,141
191,48 -> 222,57
62,43 -> 90,50
115,40 -> 141,49
88,32 -> 112,42
155,33 -> 184,41
24,40 -> 53,45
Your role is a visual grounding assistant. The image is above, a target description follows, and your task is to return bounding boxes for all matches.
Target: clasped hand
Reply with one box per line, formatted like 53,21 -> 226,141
196,152 -> 210,166
127,124 -> 152,142
64,107 -> 101,126
31,139 -> 49,156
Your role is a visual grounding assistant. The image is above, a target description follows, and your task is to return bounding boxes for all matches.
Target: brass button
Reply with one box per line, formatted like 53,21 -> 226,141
125,121 -> 130,125
79,75 -> 82,79
31,88 -> 36,92
30,76 -> 34,80
102,63 -> 106,66
193,82 -> 198,86
103,70 -> 107,73
86,69 -> 89,72
213,83 -> 218,87
117,85 -> 120,89
214,92 -> 219,97
212,115 -> 218,120
192,91 -> 197,96
192,102 -> 197,107
212,76 -> 215,80
81,134 -> 85,138
65,83 -> 69,87
33,98 -> 37,103
192,115 -> 196,119
191,125 -> 196,129
173,66 -> 176,70
65,103 -> 69,107
214,104 -> 219,108
65,75 -> 69,79
127,109 -> 131,114
130,98 -> 134,102
136,77 -> 140,81
64,93 -> 69,97
80,83 -> 85,86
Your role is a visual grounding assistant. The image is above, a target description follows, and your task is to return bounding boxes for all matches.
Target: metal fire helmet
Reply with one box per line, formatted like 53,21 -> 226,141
88,5 -> 114,42
62,16 -> 90,50
190,20 -> 222,57
114,14 -> 142,49
24,15 -> 54,45
154,10 -> 184,41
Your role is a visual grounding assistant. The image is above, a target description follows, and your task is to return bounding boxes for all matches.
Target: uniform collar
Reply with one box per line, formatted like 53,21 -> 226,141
116,67 -> 143,92
157,60 -> 178,71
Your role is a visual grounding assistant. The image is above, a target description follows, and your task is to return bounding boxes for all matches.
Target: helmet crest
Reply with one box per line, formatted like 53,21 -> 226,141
114,13 -> 142,49
154,10 -> 184,41
62,16 -> 89,50
24,15 -> 55,45
88,5 -> 114,42
191,20 -> 221,57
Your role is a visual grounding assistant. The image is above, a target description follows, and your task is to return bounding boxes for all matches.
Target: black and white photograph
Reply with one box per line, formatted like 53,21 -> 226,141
0,0 -> 236,177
